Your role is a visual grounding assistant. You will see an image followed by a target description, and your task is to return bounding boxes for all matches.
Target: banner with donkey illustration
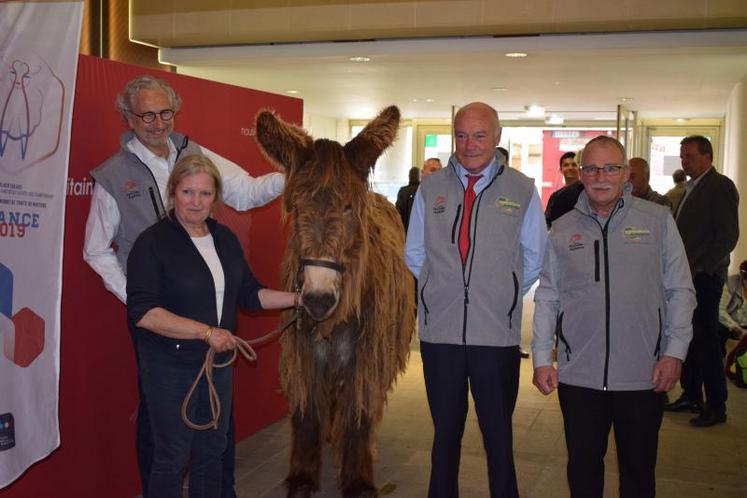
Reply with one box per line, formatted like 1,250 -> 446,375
0,1 -> 83,488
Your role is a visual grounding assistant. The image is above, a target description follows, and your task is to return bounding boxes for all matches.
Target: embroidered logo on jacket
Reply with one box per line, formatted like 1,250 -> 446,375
496,196 -> 521,214
123,179 -> 141,200
568,233 -> 584,251
432,195 -> 447,214
623,226 -> 651,243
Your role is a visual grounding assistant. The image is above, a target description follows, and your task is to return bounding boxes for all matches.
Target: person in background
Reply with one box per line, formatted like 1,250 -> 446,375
83,74 -> 284,497
421,157 -> 443,177
665,135 -> 739,427
545,150 -> 584,228
665,169 -> 687,213
532,135 -> 695,498
406,102 -> 546,498
628,157 -> 671,208
718,260 -> 747,354
496,146 -> 509,165
126,154 -> 298,498
395,166 -> 421,233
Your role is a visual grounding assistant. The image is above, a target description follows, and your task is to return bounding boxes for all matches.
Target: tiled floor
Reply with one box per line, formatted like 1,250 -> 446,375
233,294 -> 747,498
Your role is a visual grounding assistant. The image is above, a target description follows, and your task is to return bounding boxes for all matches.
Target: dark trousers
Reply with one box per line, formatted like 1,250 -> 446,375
138,343 -> 232,498
558,384 -> 664,498
134,347 -> 237,498
421,341 -> 520,498
680,272 -> 728,412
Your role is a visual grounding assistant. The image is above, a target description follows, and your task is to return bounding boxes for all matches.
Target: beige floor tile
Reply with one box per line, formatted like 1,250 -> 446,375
234,294 -> 747,498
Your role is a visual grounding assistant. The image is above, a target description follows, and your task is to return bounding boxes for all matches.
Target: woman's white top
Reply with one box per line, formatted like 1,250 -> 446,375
191,233 -> 225,323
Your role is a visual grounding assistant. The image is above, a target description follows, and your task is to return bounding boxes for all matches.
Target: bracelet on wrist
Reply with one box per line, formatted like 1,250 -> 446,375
203,326 -> 214,343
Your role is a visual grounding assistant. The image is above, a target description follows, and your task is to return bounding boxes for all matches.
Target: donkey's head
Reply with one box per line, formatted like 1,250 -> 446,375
256,106 -> 400,322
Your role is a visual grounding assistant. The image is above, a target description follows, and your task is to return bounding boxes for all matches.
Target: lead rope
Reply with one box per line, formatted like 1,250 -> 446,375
181,313 -> 298,430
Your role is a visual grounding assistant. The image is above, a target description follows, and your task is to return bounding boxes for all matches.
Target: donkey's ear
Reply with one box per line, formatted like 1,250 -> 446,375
255,110 -> 313,175
343,106 -> 400,180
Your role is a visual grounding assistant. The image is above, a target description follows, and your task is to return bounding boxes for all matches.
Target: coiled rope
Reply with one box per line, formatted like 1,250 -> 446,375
181,314 -> 297,430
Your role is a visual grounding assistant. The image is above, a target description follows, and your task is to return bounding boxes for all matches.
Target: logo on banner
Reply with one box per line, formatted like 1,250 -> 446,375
0,262 -> 45,367
0,54 -> 65,173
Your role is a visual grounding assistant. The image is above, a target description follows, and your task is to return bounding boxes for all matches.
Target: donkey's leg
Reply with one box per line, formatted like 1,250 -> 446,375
286,408 -> 322,498
338,415 -> 377,498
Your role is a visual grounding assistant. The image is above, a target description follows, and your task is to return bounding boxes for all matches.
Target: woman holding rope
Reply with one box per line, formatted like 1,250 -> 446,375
127,154 -> 297,498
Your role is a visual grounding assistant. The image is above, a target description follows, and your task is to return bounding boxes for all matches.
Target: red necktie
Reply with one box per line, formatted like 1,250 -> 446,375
459,174 -> 482,264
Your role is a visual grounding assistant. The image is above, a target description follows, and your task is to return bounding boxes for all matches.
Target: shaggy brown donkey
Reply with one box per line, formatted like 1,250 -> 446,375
255,106 -> 415,498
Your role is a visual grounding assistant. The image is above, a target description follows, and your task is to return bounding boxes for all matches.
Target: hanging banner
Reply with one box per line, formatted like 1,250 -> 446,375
0,1 -> 83,488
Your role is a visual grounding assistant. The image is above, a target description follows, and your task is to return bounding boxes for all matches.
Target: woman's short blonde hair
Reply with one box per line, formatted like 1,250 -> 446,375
166,154 -> 223,213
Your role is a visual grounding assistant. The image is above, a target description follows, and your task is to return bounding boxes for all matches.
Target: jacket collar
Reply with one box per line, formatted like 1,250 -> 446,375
574,182 -> 633,225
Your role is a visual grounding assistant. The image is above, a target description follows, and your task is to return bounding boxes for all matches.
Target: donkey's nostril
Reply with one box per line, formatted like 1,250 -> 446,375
303,292 -> 338,321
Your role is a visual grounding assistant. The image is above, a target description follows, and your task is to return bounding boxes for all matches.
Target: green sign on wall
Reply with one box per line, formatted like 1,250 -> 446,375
424,134 -> 437,147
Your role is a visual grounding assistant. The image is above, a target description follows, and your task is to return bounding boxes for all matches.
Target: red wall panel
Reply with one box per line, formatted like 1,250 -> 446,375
3,55 -> 301,498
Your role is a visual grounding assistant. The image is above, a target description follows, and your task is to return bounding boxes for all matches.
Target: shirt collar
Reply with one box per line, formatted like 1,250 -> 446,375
127,135 -> 177,167
455,158 -> 498,186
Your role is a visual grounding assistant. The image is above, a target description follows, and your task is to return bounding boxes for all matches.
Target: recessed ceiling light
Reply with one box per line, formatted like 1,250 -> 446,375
505,52 -> 527,58
412,98 -> 418,103
286,90 -> 300,94
546,115 -> 564,125
349,56 -> 371,63
525,105 -> 545,117
425,98 -> 434,103
620,97 -> 634,102
491,86 -> 508,92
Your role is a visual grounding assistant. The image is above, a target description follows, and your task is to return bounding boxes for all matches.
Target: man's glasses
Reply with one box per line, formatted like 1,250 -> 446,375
580,164 -> 626,176
129,109 -> 175,123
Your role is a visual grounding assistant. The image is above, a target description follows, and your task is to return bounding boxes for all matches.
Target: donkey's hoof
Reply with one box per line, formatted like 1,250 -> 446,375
286,475 -> 317,498
342,480 -> 378,498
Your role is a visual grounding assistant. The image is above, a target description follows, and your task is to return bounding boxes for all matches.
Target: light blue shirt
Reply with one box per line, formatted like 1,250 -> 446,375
405,158 -> 547,295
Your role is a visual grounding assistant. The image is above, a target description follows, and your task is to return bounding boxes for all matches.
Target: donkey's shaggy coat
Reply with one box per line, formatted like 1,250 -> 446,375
255,106 -> 414,498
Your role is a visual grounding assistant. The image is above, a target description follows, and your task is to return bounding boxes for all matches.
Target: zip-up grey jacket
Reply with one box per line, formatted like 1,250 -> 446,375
532,185 -> 696,391
418,156 -> 534,346
90,131 -> 200,271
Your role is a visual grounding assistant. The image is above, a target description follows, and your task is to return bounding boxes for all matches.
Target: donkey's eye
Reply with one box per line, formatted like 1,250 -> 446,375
343,205 -> 353,215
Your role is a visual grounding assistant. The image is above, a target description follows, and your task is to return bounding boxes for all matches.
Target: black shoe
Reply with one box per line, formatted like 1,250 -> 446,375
663,397 -> 702,413
519,348 -> 530,359
689,409 -> 726,427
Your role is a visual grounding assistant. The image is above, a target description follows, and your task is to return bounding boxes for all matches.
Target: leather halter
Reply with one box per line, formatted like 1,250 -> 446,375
300,258 -> 345,274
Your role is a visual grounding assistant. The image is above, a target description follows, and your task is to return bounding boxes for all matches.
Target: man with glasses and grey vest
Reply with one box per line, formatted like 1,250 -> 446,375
532,135 -> 695,498
83,75 -> 284,498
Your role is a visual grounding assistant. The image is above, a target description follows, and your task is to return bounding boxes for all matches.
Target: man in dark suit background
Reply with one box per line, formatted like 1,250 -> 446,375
396,166 -> 421,232
665,135 -> 740,427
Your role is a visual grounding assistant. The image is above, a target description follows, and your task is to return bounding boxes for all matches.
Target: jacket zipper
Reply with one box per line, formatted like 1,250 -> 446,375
420,274 -> 430,326
508,271 -> 519,329
602,223 -> 611,390
451,204 -> 462,244
654,307 -> 662,357
594,240 -> 600,282
147,187 -> 161,218
556,312 -> 572,361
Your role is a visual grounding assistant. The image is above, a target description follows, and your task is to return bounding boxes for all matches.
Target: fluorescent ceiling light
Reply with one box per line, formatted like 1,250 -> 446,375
349,56 -> 371,62
505,52 -> 527,58
546,114 -> 564,125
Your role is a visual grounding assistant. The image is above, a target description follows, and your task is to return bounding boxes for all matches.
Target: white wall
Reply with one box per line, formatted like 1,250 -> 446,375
723,80 -> 747,272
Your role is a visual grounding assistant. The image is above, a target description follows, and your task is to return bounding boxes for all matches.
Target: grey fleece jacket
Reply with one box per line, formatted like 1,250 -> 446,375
532,184 -> 696,391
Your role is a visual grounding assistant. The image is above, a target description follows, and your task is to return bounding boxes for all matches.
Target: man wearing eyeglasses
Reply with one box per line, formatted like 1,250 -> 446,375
532,135 -> 695,498
83,75 -> 284,498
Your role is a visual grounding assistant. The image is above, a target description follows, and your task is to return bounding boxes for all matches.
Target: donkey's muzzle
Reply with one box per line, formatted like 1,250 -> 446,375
303,292 -> 338,321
